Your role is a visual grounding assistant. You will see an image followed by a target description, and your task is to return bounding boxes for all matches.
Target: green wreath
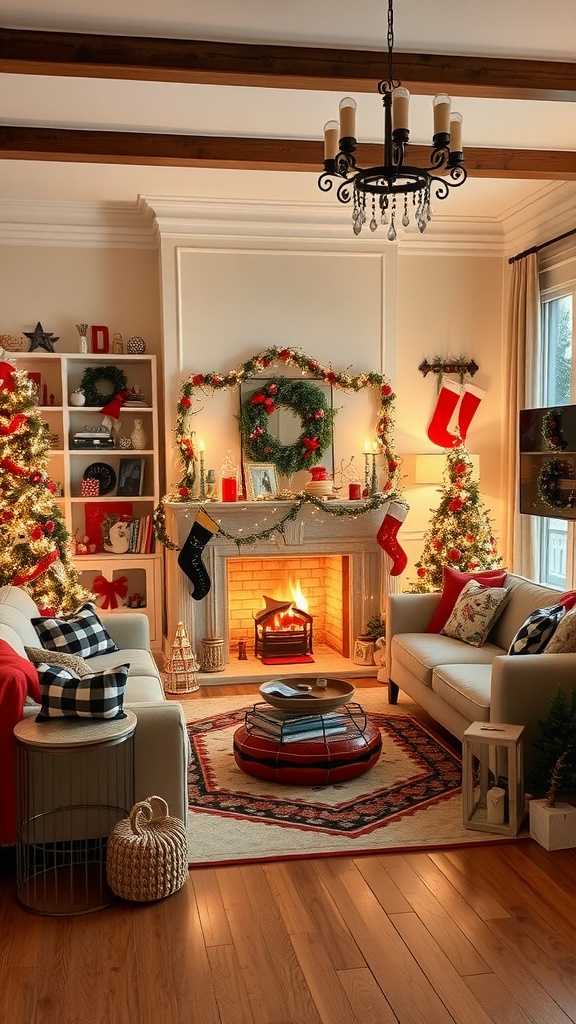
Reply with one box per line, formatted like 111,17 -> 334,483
542,409 -> 568,451
238,377 -> 336,476
80,365 -> 128,407
537,459 -> 574,509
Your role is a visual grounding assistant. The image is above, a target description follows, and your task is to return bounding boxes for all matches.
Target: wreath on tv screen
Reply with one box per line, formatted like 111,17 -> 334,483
537,459 -> 574,509
238,377 -> 336,476
79,366 -> 128,408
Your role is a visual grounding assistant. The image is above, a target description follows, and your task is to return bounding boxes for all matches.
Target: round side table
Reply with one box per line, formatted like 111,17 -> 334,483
13,711 -> 136,916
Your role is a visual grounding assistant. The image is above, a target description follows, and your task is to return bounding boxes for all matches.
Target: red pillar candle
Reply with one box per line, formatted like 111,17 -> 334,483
222,476 -> 237,502
349,482 -> 362,500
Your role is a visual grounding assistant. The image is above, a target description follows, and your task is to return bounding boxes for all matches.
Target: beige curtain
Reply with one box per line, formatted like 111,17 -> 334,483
503,253 -> 540,576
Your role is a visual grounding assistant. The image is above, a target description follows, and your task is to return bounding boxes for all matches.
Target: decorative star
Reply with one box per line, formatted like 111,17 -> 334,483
24,322 -> 59,353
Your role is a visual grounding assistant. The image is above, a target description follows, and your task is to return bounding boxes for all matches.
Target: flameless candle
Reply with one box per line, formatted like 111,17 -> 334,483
392,87 -> 410,131
449,111 -> 463,152
339,97 -> 357,139
323,120 -> 339,160
433,94 -> 451,136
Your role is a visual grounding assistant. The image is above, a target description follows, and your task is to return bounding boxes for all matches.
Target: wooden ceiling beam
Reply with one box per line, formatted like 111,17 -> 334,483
1,26 -> 576,101
2,126 -> 576,180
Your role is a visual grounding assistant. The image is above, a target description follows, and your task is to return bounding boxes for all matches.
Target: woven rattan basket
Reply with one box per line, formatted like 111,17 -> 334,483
106,796 -> 188,902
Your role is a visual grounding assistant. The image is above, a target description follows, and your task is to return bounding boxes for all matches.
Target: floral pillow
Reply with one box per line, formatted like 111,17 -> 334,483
441,579 -> 509,648
544,609 -> 576,653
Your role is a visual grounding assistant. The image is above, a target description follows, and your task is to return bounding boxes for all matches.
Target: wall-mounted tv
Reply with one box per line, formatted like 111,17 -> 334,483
519,405 -> 576,520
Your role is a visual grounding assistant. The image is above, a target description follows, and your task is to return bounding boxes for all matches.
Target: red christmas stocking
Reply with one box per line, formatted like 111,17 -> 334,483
426,379 -> 462,448
456,383 -> 486,442
377,501 -> 408,576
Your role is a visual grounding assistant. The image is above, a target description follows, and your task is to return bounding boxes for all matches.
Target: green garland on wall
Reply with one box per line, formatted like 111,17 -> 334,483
238,377 -> 335,476
170,344 -> 401,499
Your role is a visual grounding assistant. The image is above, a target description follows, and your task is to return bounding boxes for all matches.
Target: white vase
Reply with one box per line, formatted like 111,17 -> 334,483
130,418 -> 147,450
70,389 -> 86,407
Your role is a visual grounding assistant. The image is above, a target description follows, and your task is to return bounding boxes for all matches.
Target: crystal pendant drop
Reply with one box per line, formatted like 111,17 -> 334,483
402,212 -> 410,228
370,216 -> 378,232
387,219 -> 397,242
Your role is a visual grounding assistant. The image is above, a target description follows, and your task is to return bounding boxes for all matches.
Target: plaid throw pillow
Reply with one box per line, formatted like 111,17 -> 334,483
35,663 -> 129,721
31,602 -> 119,658
508,604 -> 565,655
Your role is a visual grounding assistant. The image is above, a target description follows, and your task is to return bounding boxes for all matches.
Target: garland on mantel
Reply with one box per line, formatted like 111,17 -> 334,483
154,345 -> 403,548
153,491 -> 406,551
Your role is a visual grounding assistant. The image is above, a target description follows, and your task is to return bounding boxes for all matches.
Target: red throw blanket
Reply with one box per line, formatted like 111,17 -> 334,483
0,641 -> 40,846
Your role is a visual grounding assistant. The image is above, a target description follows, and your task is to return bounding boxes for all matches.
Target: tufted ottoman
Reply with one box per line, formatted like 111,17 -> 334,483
233,718 -> 382,785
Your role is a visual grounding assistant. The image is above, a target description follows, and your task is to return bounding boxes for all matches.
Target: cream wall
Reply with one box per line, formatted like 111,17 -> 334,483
0,237 -> 506,593
396,253 -> 505,584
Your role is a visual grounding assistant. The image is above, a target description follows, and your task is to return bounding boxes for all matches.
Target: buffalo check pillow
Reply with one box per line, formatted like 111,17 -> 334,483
35,663 -> 129,721
31,602 -> 119,658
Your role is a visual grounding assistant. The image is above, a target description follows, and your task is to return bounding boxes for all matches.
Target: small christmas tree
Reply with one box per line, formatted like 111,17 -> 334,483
411,445 -> 502,592
530,686 -> 576,806
0,360 -> 90,614
164,622 -> 199,693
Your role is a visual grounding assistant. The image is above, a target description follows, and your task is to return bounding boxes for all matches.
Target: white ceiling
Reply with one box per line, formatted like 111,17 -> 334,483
1,0 -> 576,225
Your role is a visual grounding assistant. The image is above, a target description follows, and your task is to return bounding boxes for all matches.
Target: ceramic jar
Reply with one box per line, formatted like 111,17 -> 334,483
130,418 -> 147,449
70,388 -> 86,407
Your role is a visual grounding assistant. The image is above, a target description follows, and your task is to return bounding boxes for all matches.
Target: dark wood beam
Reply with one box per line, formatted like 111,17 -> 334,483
2,126 -> 576,180
1,26 -> 576,101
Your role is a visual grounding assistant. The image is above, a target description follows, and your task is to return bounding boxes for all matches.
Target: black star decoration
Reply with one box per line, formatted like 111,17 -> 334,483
24,322 -> 60,353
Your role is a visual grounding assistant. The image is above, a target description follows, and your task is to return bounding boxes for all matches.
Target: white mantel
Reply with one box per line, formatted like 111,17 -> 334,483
164,499 -> 398,680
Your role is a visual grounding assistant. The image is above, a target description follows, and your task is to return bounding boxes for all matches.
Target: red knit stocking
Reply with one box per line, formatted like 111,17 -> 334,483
377,501 -> 408,576
426,379 -> 461,449
456,383 -> 485,442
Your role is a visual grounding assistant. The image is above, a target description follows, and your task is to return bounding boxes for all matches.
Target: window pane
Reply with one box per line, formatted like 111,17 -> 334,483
538,293 -> 573,587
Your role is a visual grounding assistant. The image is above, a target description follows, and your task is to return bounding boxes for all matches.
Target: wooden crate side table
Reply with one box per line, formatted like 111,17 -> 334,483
462,721 -> 525,837
14,711 -> 136,916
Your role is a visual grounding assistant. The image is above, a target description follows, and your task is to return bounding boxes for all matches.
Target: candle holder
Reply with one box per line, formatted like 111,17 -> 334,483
364,452 -> 370,492
199,450 -> 206,500
371,452 -> 379,495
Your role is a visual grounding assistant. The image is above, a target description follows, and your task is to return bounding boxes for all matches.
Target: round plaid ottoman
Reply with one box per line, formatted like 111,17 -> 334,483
233,720 -> 382,785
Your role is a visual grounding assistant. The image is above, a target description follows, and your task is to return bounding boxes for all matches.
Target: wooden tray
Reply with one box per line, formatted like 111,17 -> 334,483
259,677 -> 355,712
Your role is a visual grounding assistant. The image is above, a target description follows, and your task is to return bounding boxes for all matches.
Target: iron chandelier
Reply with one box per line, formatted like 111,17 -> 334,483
318,0 -> 467,239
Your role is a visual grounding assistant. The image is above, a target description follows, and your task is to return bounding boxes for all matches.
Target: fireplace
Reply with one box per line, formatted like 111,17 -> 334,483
254,602 -> 314,658
165,499 -> 398,683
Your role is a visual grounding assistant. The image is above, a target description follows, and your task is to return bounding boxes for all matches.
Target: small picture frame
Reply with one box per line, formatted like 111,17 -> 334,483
116,457 -> 145,497
244,462 -> 279,500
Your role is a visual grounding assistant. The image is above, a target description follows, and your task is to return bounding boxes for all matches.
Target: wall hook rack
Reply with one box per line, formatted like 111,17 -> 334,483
419,356 -> 479,389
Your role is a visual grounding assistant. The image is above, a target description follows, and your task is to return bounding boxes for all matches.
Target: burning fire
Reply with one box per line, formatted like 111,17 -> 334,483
262,578 -> 309,630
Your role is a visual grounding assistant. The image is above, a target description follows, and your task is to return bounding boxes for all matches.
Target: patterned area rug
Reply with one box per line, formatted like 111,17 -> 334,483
183,690 -> 515,866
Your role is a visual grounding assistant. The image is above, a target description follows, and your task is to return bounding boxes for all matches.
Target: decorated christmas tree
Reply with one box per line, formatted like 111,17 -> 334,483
411,445 -> 502,592
0,360 -> 91,614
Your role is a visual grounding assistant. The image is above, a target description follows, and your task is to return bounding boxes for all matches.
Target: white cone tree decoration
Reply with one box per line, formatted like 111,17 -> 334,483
164,621 -> 199,693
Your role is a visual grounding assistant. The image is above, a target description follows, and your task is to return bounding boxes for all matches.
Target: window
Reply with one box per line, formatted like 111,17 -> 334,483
537,290 -> 574,587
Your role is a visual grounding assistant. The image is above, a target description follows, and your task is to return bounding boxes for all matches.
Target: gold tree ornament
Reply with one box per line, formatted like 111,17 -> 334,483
163,622 -> 200,693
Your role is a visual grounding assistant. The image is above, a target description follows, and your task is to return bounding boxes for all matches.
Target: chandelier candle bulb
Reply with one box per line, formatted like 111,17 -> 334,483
323,120 -> 340,161
339,97 -> 357,141
392,87 -> 410,132
449,112 -> 463,154
433,94 -> 452,138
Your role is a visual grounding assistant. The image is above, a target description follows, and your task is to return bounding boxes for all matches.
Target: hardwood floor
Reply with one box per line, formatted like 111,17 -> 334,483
3,680 -> 576,1024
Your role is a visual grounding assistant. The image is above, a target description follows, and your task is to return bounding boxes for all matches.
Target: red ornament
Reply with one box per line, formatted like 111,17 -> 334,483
448,498 -> 464,512
417,567 -> 427,578
179,396 -> 191,408
433,539 -> 443,550
268,384 -> 278,395
454,462 -> 467,474
381,384 -> 392,397
447,548 -> 461,561
43,521 -> 55,533
278,349 -> 292,361
30,526 -> 43,542
192,374 -> 204,387
178,487 -> 189,497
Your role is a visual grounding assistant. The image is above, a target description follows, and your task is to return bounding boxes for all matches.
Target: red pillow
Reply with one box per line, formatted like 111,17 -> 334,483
559,591 -> 576,612
425,567 -> 508,634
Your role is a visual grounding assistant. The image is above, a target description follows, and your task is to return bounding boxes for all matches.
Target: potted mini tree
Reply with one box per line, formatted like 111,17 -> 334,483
529,686 -> 576,850
353,613 -> 387,668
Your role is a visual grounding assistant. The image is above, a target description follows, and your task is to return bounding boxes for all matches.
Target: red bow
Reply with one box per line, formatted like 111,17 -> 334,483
250,393 -> 276,414
302,437 -> 320,458
92,575 -> 129,610
0,362 -> 16,393
0,413 -> 27,436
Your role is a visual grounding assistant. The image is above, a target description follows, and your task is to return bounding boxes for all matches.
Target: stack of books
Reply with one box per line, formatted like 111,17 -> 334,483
246,704 -> 348,743
125,515 -> 154,554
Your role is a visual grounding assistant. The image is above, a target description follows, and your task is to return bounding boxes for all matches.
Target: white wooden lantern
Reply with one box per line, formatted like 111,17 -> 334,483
462,722 -> 525,837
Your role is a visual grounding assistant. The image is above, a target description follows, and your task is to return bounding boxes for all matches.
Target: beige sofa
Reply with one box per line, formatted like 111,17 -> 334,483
1,586 -> 190,823
385,573 -> 576,773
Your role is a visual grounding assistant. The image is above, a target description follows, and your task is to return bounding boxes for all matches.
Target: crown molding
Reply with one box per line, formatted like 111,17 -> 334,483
0,199 -> 158,247
501,181 -> 576,260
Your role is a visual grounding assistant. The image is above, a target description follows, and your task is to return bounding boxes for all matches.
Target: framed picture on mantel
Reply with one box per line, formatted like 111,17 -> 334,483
244,462 -> 279,500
